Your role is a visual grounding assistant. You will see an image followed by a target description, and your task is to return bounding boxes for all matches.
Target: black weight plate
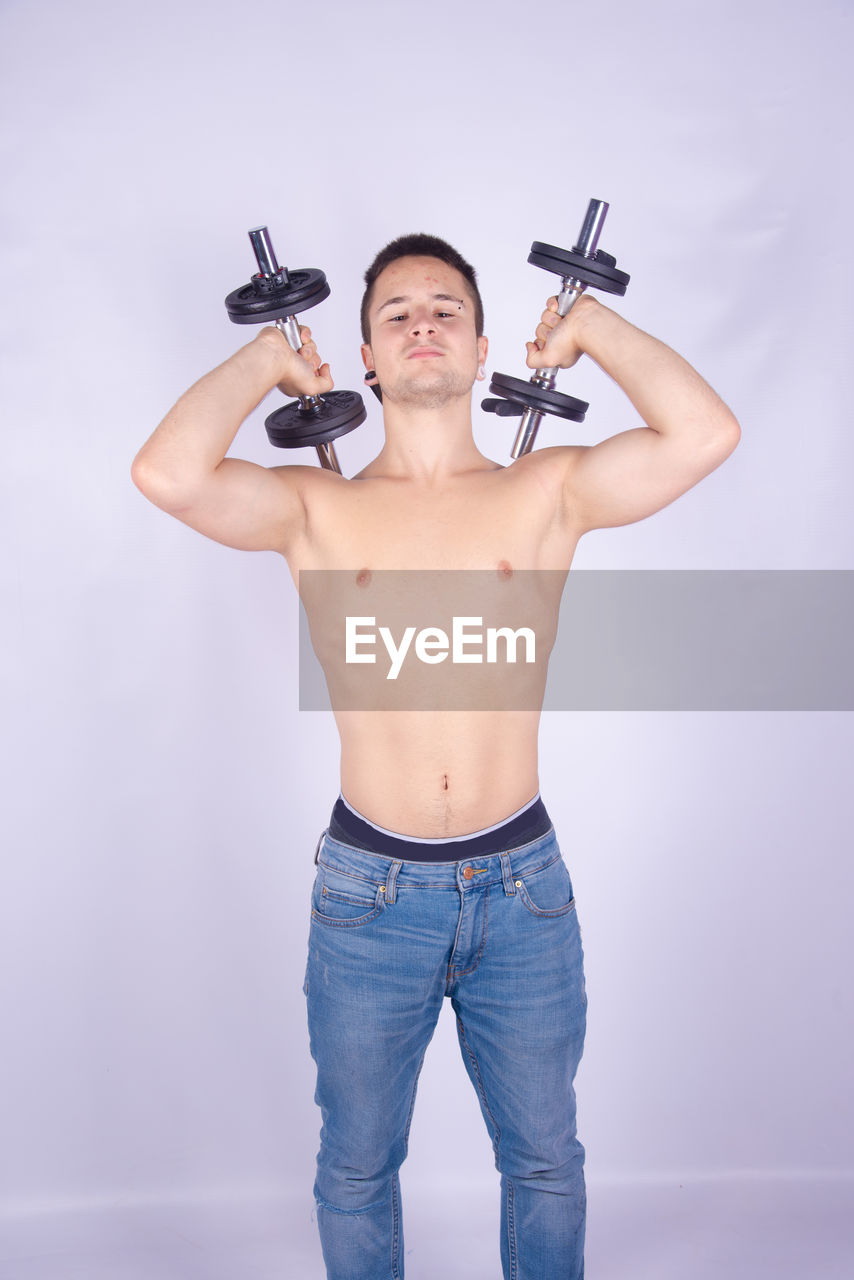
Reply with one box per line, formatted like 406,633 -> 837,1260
225,268 -> 331,324
489,372 -> 588,422
264,390 -> 367,449
527,242 -> 630,295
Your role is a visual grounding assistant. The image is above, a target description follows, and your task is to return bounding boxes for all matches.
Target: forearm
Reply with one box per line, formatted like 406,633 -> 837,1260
574,296 -> 739,445
132,333 -> 287,505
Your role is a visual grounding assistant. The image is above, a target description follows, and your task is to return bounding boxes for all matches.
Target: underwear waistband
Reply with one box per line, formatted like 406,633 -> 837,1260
327,791 -> 551,862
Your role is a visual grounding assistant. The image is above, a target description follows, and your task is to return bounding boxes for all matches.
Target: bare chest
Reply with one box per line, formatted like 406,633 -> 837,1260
287,461 -> 579,577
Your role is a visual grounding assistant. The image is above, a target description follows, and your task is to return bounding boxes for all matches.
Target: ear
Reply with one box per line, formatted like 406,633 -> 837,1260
360,342 -> 374,372
476,334 -> 489,379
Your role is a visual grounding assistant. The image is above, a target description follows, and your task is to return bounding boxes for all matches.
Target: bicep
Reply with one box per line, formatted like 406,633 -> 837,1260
152,458 -> 307,553
563,423 -> 739,533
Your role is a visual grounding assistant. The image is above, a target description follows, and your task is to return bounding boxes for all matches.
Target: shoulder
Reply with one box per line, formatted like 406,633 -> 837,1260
502,445 -> 592,540
269,460 -> 348,501
279,461 -> 382,527
504,443 -> 586,497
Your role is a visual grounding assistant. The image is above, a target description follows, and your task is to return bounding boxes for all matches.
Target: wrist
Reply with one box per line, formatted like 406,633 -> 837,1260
250,326 -> 293,380
568,293 -> 602,351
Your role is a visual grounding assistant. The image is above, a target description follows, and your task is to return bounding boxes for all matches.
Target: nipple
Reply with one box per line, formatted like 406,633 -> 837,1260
356,568 -> 372,587
497,560 -> 513,579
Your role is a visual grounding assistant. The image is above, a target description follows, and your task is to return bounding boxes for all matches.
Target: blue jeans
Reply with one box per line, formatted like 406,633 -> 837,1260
303,825 -> 587,1279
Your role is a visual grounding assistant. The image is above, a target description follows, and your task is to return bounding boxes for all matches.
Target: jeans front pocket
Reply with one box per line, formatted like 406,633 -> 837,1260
515,854 -> 577,918
312,864 -> 386,928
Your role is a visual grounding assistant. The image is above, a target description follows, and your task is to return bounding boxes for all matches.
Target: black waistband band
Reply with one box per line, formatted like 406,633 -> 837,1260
327,794 -> 552,863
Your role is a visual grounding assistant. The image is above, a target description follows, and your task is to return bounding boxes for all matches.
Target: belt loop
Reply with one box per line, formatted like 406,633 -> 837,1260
384,858 -> 402,904
500,851 -> 516,896
313,828 -> 328,866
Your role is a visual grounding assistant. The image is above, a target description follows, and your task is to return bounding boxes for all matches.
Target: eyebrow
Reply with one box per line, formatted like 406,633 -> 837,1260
376,293 -> 465,313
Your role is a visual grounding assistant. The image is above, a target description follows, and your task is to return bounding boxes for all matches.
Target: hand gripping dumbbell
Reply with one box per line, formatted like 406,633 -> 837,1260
482,198 -> 630,458
225,227 -> 366,473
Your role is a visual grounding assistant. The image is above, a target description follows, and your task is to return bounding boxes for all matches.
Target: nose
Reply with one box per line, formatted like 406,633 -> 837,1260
409,307 -> 436,338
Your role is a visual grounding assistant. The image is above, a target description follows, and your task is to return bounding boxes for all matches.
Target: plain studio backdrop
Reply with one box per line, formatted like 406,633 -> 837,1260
1,1 -> 852,1277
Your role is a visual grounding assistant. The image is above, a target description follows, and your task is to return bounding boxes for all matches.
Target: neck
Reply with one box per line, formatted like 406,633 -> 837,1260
370,393 -> 496,483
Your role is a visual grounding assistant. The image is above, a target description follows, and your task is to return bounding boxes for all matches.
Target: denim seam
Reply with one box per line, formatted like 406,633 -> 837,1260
455,1014 -> 502,1162
391,1171 -> 401,1280
386,858 -> 403,904
391,854 -> 561,891
516,888 -> 578,919
310,901 -> 385,929
505,1176 -> 517,1280
447,885 -> 490,979
390,1047 -> 429,1277
429,852 -> 563,891
515,852 -> 563,880
313,828 -> 329,865
323,888 -> 375,906
515,858 -> 577,917
404,1049 -> 429,1147
317,851 -> 561,892
316,858 -> 389,890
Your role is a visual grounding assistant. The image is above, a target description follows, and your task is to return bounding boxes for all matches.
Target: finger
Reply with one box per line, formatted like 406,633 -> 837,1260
298,325 -> 313,344
546,296 -> 559,313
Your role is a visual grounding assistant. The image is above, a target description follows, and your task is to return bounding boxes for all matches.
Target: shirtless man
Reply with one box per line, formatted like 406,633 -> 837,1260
132,232 -> 740,1280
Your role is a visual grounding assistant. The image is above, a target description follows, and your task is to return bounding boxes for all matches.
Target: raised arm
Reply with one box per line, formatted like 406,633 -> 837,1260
526,295 -> 741,533
131,326 -> 332,552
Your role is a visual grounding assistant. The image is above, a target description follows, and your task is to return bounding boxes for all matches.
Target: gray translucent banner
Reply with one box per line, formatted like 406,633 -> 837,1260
297,571 -> 854,711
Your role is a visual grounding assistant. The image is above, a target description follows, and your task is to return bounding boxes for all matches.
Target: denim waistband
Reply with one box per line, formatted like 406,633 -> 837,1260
313,825 -> 560,899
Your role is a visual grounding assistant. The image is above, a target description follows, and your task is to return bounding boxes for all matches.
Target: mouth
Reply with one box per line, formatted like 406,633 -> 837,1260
406,347 -> 444,359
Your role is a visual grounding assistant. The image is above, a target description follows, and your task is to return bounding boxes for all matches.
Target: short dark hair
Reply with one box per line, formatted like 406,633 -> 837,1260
360,233 -> 484,342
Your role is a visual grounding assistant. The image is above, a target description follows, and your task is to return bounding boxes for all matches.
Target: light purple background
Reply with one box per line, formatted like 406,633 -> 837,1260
2,1 -> 852,1276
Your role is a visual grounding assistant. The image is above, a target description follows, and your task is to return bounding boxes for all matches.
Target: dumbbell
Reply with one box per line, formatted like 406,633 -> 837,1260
482,198 -> 630,458
225,227 -> 366,473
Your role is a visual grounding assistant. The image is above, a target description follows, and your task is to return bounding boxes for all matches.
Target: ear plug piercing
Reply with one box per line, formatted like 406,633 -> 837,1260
364,371 -> 383,403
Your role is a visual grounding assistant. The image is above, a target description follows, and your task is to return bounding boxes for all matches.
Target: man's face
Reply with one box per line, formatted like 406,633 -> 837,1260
361,256 -> 488,409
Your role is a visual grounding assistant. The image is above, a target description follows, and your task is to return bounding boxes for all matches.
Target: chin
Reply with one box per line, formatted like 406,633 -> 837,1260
385,370 -> 473,408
